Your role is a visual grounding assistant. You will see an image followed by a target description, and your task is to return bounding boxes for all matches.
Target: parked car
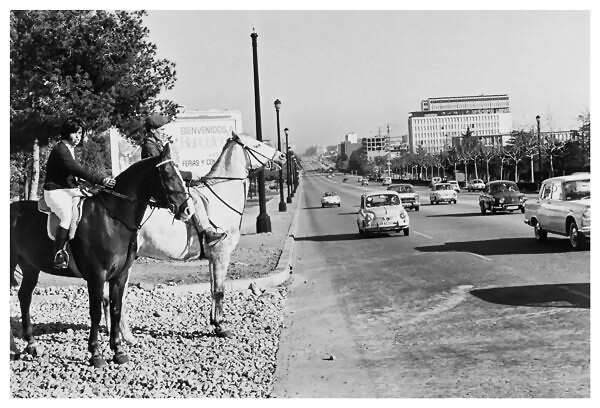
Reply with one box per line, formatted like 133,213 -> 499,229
357,191 -> 410,237
479,180 -> 527,214
448,180 -> 461,193
430,183 -> 457,204
523,173 -> 590,249
387,183 -> 420,211
361,178 -> 369,186
321,191 -> 341,208
382,176 -> 392,186
429,176 -> 442,189
467,179 -> 486,192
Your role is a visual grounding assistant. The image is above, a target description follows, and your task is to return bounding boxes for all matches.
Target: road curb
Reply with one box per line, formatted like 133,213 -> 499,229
160,185 -> 302,295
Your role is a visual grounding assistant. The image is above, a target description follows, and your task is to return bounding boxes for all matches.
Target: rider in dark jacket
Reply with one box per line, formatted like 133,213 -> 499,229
44,120 -> 116,268
142,114 -> 226,247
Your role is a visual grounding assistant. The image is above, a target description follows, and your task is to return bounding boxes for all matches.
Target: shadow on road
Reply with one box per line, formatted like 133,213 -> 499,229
425,212 -> 485,218
293,233 -> 363,242
415,237 -> 585,255
470,283 -> 590,309
337,211 -> 358,216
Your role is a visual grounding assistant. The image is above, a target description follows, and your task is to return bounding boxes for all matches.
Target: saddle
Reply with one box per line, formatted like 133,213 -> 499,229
38,193 -> 87,241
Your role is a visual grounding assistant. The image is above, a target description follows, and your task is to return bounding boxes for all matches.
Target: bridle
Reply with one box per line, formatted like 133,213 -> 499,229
97,158 -> 191,231
200,137 -> 278,218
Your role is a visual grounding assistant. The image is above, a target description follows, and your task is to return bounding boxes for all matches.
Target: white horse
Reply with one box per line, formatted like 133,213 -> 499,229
106,132 -> 286,340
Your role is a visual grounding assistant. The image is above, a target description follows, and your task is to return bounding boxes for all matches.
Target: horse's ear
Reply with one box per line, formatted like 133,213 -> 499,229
231,131 -> 239,140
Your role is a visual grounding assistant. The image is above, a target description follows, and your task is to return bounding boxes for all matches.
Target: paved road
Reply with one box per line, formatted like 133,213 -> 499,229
273,172 -> 590,398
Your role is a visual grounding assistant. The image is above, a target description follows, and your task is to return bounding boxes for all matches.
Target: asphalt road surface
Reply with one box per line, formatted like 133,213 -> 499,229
273,172 -> 590,398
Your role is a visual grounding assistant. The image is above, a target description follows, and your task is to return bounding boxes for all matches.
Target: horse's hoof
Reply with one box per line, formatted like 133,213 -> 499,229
215,327 -> 233,338
25,342 -> 42,357
113,351 -> 129,365
90,355 -> 107,368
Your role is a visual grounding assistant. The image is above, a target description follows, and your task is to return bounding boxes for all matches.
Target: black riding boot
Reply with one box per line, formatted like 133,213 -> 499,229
53,226 -> 70,269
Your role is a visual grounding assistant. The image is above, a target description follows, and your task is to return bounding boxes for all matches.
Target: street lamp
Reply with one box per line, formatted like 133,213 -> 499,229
284,127 -> 293,202
536,115 -> 542,191
251,31 -> 271,232
274,99 -> 286,212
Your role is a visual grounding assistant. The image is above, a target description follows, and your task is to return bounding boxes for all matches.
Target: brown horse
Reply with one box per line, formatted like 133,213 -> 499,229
10,143 -> 193,368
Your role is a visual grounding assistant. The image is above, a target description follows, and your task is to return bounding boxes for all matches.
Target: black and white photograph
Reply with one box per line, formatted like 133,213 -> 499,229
4,1 -> 598,405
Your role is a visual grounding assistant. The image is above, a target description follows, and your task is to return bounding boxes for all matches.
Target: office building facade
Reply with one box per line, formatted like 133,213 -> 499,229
408,94 -> 513,154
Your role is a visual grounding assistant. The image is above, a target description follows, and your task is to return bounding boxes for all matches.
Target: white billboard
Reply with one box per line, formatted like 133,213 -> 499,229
110,110 -> 243,177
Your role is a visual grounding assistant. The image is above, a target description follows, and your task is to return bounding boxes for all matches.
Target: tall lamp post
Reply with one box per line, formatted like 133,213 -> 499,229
284,128 -> 293,202
251,31 -> 271,233
536,115 -> 542,191
274,100 -> 287,211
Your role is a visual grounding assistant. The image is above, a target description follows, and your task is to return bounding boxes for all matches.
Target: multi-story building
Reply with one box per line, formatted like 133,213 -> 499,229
408,94 -> 513,154
345,133 -> 358,143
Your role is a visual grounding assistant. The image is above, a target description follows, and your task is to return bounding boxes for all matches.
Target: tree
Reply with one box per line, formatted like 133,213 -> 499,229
10,10 -> 178,198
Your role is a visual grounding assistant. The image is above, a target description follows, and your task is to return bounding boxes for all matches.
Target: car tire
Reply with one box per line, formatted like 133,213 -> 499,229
520,206 -> 525,213
568,221 -> 583,250
534,220 -> 547,241
415,206 -> 420,212
404,227 -> 410,236
430,200 -> 434,205
338,203 -> 341,207
491,208 -> 497,215
480,203 -> 486,214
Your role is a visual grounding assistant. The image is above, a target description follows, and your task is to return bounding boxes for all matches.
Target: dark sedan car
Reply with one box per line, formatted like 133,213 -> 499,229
479,180 -> 527,214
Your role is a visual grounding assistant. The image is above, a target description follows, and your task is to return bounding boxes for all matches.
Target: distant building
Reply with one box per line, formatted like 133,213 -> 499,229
408,94 -> 513,154
345,133 -> 358,143
339,140 -> 361,159
315,145 -> 325,156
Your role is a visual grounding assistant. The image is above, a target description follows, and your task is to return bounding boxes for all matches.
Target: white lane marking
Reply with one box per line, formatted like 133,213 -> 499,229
468,252 -> 492,261
413,231 -> 433,239
558,285 -> 590,300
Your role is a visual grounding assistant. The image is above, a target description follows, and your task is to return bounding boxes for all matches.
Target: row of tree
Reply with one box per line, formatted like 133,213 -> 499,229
10,10 -> 178,200
339,115 -> 590,184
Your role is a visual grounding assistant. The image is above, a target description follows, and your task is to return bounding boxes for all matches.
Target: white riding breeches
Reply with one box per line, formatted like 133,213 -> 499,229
44,188 -> 80,229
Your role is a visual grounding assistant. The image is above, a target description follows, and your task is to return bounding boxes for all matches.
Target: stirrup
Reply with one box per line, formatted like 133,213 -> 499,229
53,249 -> 69,269
206,231 -> 227,247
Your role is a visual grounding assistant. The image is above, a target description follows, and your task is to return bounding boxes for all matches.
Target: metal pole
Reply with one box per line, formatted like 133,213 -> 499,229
275,100 -> 286,211
285,128 -> 293,201
536,115 -> 542,191
251,31 -> 271,233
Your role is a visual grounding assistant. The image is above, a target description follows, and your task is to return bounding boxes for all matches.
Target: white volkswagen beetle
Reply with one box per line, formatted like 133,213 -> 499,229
357,190 -> 410,237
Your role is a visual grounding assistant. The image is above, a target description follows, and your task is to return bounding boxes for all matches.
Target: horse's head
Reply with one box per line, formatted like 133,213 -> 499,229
232,131 -> 286,172
150,143 -> 195,221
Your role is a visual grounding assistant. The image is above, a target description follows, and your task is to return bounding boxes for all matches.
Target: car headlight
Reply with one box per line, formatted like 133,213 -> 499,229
399,212 -> 406,219
582,208 -> 591,227
415,194 -> 419,200
520,196 -> 526,202
498,197 -> 505,204
366,211 -> 375,221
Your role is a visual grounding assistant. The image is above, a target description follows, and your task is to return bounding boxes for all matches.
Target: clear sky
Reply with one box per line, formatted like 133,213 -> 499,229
142,7 -> 592,154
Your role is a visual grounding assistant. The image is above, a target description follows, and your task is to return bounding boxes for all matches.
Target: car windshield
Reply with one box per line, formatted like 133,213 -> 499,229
564,179 -> 590,200
491,183 -> 519,194
473,179 -> 483,184
391,185 -> 414,193
365,194 -> 400,207
435,184 -> 452,191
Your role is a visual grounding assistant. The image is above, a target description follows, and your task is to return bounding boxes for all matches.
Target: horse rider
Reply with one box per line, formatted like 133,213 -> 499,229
142,114 -> 226,247
43,120 -> 117,269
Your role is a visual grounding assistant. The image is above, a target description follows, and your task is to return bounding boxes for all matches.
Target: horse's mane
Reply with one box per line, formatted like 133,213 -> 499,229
115,155 -> 159,182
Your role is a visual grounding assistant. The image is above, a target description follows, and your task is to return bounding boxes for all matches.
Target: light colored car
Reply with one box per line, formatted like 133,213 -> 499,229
321,191 -> 341,208
357,191 -> 410,236
387,183 -> 420,211
382,176 -> 392,186
467,179 -> 485,192
361,178 -> 369,186
479,180 -> 526,214
524,173 -> 590,249
430,183 -> 457,204
448,180 -> 461,193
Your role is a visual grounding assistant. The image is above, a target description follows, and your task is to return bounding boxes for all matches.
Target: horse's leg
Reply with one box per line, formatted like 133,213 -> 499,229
17,263 -> 43,356
209,249 -> 233,338
108,273 -> 130,364
87,276 -> 107,368
103,273 -> 137,345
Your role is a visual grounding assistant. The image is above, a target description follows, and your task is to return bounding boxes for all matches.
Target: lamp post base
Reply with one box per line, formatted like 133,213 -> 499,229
279,201 -> 287,212
256,214 -> 272,233
286,196 -> 292,204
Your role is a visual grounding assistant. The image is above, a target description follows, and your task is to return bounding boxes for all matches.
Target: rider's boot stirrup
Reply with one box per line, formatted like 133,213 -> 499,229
205,230 -> 227,247
53,226 -> 70,269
